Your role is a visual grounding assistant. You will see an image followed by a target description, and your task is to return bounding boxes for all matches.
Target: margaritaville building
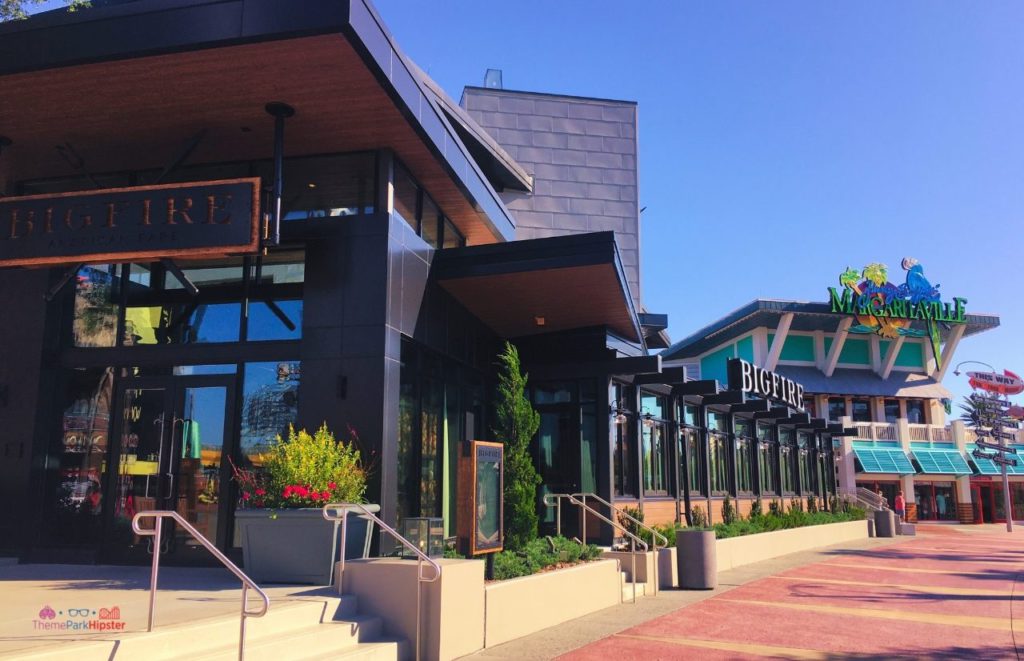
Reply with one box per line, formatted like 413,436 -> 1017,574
661,263 -> 1017,526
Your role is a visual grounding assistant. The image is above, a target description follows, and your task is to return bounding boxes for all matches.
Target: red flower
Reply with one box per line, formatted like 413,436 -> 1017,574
328,482 -> 337,490
283,486 -> 293,498
241,492 -> 251,501
255,488 -> 266,496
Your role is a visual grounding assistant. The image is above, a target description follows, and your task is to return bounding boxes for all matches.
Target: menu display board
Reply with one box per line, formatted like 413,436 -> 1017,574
457,440 -> 504,556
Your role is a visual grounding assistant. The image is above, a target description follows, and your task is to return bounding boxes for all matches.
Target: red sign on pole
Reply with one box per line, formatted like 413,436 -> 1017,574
967,370 -> 1024,397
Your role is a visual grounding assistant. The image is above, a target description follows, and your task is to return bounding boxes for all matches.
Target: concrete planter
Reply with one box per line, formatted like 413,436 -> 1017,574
484,559 -> 620,647
874,510 -> 896,537
235,505 -> 378,585
676,529 -> 717,589
715,520 -> 870,571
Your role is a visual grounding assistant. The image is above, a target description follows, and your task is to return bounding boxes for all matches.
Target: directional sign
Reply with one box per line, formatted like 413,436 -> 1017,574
993,456 -> 1019,467
975,440 -> 1019,454
967,370 -> 1024,397
991,430 -> 1018,441
971,394 -> 1011,409
973,448 -> 998,460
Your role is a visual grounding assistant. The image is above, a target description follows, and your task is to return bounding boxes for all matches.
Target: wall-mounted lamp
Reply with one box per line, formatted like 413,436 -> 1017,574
641,410 -> 656,428
610,399 -> 630,425
952,360 -> 996,377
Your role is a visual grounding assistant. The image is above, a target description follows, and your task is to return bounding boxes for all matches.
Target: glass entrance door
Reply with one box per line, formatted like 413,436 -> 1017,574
105,375 -> 235,563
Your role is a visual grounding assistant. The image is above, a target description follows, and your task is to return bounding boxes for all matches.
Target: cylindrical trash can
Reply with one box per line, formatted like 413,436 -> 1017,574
676,529 -> 717,589
874,509 -> 896,538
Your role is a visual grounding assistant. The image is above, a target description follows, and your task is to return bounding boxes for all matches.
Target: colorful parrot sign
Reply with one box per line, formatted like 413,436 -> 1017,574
827,258 -> 967,370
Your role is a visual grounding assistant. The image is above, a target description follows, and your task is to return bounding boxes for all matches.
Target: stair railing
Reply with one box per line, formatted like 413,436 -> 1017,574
323,503 -> 441,661
855,487 -> 890,512
543,493 -> 648,603
576,492 -> 668,596
132,511 -> 269,661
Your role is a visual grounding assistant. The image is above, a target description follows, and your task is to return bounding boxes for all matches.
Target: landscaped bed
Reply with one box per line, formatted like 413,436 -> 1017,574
455,536 -> 603,581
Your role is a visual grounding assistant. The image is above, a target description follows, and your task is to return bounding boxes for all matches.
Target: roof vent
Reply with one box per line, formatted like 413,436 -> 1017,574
484,69 -> 503,90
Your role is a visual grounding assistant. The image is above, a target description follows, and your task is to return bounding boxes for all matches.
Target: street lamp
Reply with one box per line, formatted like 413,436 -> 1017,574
952,360 -> 996,377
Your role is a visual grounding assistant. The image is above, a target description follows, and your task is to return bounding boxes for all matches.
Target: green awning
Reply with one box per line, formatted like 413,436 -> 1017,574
853,446 -> 916,475
911,448 -> 971,475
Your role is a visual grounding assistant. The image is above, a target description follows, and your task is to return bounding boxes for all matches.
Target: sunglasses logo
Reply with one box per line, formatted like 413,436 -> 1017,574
67,609 -> 93,617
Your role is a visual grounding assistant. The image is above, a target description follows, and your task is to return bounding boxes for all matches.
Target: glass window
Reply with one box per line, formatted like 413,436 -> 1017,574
884,399 -> 900,424
734,419 -> 754,494
125,302 -> 241,345
40,368 -> 113,546
803,396 -> 817,417
238,362 -> 301,468
709,432 -> 729,495
681,426 -> 704,495
851,398 -> 872,423
828,397 -> 846,422
780,428 -> 796,494
72,265 -> 121,348
248,300 -> 302,341
442,219 -> 464,249
906,399 -> 927,424
640,392 -> 668,496
758,423 -> 777,495
271,153 -> 377,220
163,261 -> 244,289
535,382 -> 573,405
393,164 -> 419,231
797,433 -> 813,494
421,196 -> 440,249
613,416 -> 635,497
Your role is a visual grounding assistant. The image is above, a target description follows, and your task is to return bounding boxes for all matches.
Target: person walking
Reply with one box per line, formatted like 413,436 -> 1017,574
895,490 -> 906,523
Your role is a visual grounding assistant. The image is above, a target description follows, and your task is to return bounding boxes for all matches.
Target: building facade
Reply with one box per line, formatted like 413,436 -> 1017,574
661,292 -> 1018,525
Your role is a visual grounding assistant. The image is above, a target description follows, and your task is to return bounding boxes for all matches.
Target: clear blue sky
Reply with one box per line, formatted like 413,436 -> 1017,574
28,1 -> 1023,407
372,0 -> 1022,406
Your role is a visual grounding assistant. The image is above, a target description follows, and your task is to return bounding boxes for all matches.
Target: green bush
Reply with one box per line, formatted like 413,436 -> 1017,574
749,497 -> 763,520
690,505 -> 709,528
722,494 -> 738,525
491,536 -> 602,581
712,508 -> 866,540
232,424 -> 367,509
789,497 -> 804,513
768,499 -> 783,517
807,494 -> 819,514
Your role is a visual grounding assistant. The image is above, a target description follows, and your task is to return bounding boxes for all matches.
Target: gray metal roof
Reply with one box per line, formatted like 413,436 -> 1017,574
662,299 -> 1000,360
775,366 -> 953,400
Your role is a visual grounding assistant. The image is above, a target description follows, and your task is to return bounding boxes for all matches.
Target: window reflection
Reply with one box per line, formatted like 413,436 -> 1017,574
239,362 -> 301,466
124,303 -> 241,345
73,265 -> 120,348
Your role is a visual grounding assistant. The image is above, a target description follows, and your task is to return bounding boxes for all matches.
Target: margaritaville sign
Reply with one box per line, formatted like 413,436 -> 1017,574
826,258 -> 966,369
0,178 -> 261,267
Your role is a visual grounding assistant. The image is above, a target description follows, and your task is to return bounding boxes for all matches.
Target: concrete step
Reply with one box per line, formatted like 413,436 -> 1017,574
194,614 -> 389,661
620,571 -> 648,601
17,591 -> 363,660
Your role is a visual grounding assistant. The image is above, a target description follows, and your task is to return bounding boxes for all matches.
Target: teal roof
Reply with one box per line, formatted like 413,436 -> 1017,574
912,448 -> 972,475
854,447 -> 916,475
971,447 -> 1024,476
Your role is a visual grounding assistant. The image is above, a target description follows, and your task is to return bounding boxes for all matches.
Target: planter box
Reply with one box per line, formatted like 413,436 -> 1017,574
715,520 -> 869,572
484,559 -> 620,647
236,505 -> 378,585
657,546 -> 677,589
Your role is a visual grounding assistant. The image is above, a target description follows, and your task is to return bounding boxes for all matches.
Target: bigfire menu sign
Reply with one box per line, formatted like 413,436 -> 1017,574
457,440 -> 504,556
0,178 -> 261,267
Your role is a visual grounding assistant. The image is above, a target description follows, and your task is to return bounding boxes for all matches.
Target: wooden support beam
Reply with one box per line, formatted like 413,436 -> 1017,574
764,312 -> 794,371
823,317 -> 853,377
878,335 -> 905,380
933,323 -> 967,381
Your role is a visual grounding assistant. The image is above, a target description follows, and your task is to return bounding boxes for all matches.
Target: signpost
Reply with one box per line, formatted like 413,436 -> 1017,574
457,441 -> 504,557
960,363 -> 1020,532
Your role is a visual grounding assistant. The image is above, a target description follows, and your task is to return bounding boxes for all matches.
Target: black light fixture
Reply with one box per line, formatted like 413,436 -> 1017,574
952,360 -> 995,377
640,409 -> 656,428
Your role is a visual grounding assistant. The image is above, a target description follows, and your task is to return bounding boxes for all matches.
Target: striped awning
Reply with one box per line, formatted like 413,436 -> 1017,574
911,446 -> 971,475
853,443 -> 915,475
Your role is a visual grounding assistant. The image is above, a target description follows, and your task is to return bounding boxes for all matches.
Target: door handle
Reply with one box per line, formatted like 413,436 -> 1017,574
164,472 -> 175,501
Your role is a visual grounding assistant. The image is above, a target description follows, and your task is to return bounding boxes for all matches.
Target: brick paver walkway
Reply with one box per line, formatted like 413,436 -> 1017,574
559,526 -> 1023,660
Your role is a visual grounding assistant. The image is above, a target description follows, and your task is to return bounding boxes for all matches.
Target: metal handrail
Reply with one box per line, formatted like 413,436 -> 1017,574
576,492 -> 667,596
855,487 -> 890,512
543,493 -> 648,603
132,511 -> 269,661
322,503 -> 441,661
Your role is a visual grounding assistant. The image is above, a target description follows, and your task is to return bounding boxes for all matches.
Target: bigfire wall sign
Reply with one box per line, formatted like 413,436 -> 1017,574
827,258 -> 967,370
727,358 -> 805,410
0,178 -> 261,267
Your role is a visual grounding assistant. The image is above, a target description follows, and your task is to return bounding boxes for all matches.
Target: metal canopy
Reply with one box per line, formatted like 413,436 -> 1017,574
912,448 -> 972,475
854,447 -> 916,475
